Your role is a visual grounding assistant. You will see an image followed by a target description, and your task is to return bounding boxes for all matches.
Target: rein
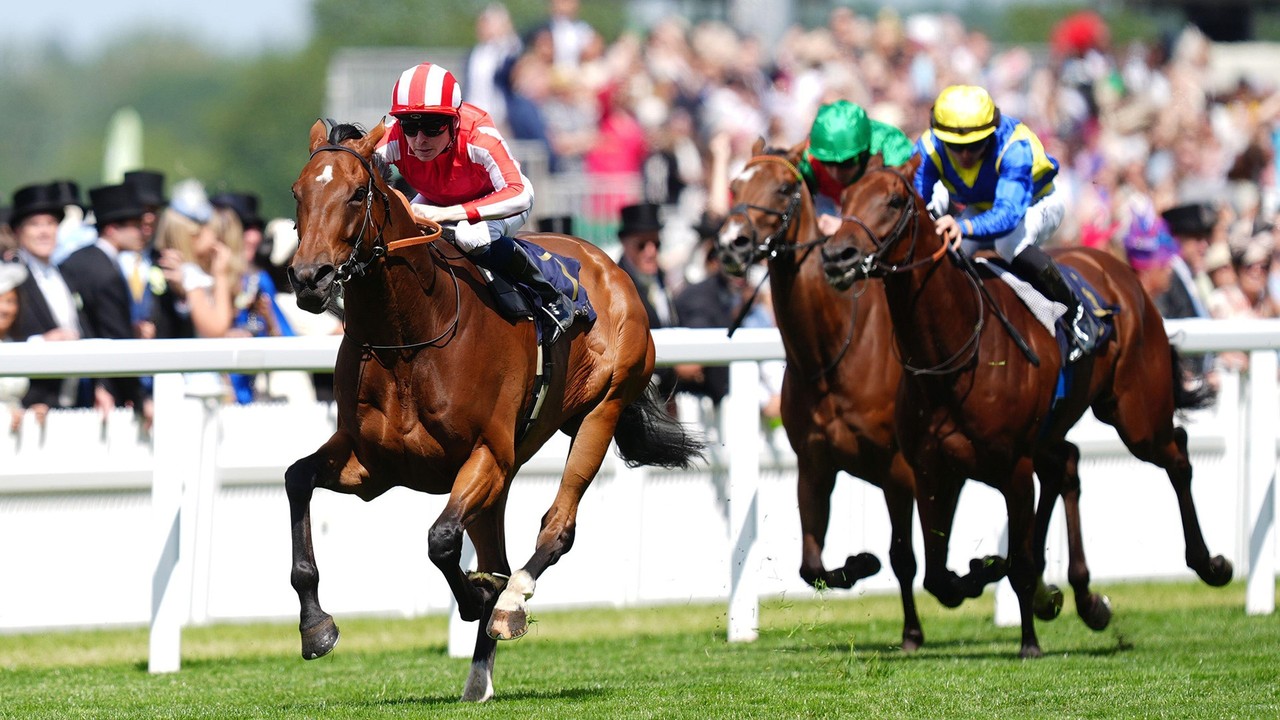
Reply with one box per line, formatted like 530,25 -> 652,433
308,142 -> 459,353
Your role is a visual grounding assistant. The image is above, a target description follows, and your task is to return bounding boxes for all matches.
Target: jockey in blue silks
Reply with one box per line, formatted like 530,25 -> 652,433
915,84 -> 1099,362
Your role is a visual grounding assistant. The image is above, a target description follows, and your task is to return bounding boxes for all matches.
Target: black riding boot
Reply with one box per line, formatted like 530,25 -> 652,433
1011,245 -> 1097,362
473,236 -> 575,340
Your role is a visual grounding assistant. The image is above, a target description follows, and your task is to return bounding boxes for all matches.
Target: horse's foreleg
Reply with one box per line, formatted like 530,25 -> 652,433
430,446 -> 509,624
490,402 -> 621,640
797,455 -> 880,590
915,464 -> 973,608
883,468 -> 923,652
1005,457 -> 1048,659
285,433 -> 358,660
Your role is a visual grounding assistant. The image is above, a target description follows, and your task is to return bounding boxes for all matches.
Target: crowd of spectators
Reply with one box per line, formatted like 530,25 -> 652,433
4,3 -> 1280,436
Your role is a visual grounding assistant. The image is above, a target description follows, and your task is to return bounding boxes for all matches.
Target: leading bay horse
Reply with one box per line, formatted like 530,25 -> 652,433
822,166 -> 1232,657
286,120 -> 702,701
716,140 -> 1004,651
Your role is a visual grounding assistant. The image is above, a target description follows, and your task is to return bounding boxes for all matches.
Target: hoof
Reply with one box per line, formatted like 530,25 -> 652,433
300,614 -> 340,660
1081,593 -> 1112,631
970,555 -> 1008,584
901,630 -> 924,654
1198,555 -> 1233,587
1034,584 -> 1064,621
487,606 -> 528,640
845,552 -> 882,581
1019,644 -> 1043,660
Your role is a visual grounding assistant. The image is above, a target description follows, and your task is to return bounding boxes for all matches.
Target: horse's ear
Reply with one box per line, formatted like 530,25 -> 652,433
787,138 -> 807,164
750,137 -> 766,157
309,120 -> 329,152
354,121 -> 387,157
904,153 -> 923,177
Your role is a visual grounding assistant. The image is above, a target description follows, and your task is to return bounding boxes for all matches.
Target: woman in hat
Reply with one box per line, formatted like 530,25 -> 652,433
1,262 -> 32,430
799,100 -> 914,237
915,85 -> 1100,363
374,61 -> 575,338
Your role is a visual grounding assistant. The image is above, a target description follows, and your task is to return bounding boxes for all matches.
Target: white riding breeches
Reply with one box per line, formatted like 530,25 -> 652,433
449,209 -> 531,254
958,186 -> 1065,263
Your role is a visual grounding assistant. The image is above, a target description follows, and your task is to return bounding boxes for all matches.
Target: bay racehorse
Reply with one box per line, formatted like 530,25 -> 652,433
717,140 -> 1004,651
822,165 -> 1231,657
286,120 -> 703,701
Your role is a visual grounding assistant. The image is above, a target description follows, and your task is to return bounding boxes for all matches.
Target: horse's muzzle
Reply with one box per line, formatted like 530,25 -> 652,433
288,263 -> 336,314
718,237 -> 755,277
820,246 -> 864,291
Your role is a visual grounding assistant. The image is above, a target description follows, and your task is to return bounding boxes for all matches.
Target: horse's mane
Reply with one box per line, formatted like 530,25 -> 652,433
324,119 -> 392,183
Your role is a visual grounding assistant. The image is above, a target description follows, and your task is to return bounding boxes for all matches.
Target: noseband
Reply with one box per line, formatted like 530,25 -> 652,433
837,167 -> 943,278
308,143 -> 393,285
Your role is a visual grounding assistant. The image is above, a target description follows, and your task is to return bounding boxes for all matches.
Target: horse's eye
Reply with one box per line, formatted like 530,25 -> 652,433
350,187 -> 368,203
778,182 -> 798,197
888,193 -> 907,209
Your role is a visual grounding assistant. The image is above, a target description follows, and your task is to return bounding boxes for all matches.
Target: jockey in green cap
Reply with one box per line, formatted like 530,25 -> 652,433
799,100 -> 915,236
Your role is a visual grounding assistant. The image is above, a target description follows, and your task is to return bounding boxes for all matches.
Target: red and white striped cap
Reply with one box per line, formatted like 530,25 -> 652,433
390,62 -> 462,118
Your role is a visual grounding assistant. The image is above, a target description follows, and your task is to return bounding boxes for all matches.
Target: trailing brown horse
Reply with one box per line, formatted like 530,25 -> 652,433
285,120 -> 702,701
716,140 -> 1004,651
822,165 -> 1232,657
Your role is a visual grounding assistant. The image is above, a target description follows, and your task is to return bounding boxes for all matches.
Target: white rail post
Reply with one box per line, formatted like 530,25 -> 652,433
727,360 -> 762,642
1245,349 -> 1277,615
148,373 -> 195,673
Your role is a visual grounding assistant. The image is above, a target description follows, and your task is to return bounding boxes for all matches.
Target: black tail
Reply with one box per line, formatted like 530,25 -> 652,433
1171,345 -> 1215,410
613,385 -> 705,469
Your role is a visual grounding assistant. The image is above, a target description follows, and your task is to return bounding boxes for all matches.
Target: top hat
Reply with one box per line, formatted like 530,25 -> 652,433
211,191 -> 264,230
9,183 -> 66,228
1160,202 -> 1216,238
90,183 -> 146,227
536,215 -> 574,235
618,202 -> 663,238
123,170 -> 167,208
50,179 -> 84,209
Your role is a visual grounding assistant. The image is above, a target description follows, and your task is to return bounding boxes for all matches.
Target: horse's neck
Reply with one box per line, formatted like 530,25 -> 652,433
345,218 -> 453,348
883,250 -> 980,368
767,210 -> 858,367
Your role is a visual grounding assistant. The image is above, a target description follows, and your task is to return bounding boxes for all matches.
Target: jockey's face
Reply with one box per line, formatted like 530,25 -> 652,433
944,138 -> 989,170
400,115 -> 453,162
828,156 -> 866,187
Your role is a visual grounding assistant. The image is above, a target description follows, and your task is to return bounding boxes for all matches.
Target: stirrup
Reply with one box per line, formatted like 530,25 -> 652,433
540,297 -> 574,341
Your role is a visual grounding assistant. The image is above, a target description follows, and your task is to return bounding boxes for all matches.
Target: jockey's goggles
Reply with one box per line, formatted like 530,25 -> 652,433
399,116 -> 452,138
943,137 -> 990,156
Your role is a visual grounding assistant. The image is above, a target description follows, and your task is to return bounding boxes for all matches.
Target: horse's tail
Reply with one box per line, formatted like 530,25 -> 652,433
1170,345 -> 1216,411
613,384 -> 705,469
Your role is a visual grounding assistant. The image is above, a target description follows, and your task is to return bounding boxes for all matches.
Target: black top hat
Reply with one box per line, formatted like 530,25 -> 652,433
618,202 -> 663,238
9,183 -> 66,228
211,191 -> 264,230
50,179 -> 84,209
1161,202 -> 1216,238
90,183 -> 146,227
123,170 -> 167,208
536,215 -> 574,235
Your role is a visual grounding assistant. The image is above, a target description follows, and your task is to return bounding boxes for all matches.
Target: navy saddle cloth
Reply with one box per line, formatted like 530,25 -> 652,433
485,237 -> 596,343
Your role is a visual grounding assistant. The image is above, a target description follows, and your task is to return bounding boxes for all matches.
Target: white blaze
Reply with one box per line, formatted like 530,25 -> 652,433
315,165 -> 334,185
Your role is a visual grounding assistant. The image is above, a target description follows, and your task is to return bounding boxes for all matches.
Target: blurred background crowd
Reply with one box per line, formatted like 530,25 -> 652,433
4,1 -> 1280,433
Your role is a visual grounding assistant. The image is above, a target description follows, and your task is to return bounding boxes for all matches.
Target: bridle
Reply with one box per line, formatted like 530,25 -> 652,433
834,167 -> 984,376
726,154 -> 828,263
306,142 -> 457,352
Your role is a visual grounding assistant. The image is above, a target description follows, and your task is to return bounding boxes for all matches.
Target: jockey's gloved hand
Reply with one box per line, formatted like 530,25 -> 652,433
926,183 -> 950,220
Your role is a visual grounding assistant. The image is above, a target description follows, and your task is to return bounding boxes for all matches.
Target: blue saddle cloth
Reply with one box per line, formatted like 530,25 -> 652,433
503,237 -> 596,344
1049,263 -> 1118,412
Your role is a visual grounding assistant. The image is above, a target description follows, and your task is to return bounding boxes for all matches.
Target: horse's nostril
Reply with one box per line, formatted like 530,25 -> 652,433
840,247 -> 858,262
731,236 -> 751,250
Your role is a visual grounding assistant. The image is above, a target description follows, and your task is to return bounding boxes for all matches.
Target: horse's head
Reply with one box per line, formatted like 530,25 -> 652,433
717,138 -> 811,276
821,166 -> 929,291
288,120 -> 391,314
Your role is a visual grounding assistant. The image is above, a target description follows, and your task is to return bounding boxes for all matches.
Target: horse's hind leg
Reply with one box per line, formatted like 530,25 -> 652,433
489,401 -> 623,641
1105,397 -> 1233,587
285,433 -> 359,660
1044,441 -> 1111,630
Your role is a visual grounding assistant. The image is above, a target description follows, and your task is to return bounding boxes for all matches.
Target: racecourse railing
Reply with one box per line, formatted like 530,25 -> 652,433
1,320 -> 1276,672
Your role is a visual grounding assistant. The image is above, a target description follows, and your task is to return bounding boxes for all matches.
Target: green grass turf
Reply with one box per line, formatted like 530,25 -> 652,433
1,580 -> 1276,719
